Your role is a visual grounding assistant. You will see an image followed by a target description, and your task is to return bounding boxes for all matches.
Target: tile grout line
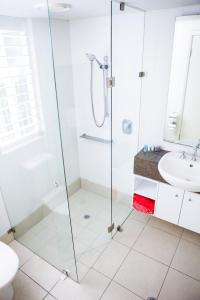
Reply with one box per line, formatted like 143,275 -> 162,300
75,238 -> 113,283
97,269 -> 145,300
42,293 -> 58,300
157,227 -> 184,299
79,216 -> 200,285
46,275 -> 65,296
170,266 -> 200,283
97,215 -> 149,300
19,269 -> 50,295
181,235 -> 200,247
95,215 -> 191,300
147,222 -> 184,238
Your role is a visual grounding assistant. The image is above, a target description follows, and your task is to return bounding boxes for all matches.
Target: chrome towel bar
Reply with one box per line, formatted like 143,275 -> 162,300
80,134 -> 112,144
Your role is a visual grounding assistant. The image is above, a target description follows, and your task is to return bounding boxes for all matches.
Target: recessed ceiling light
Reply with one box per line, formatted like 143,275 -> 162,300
50,3 -> 72,12
34,2 -> 72,13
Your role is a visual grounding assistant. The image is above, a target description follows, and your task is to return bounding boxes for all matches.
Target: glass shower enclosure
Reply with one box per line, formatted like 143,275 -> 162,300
0,0 -> 78,280
48,0 -> 113,279
0,0 -> 145,282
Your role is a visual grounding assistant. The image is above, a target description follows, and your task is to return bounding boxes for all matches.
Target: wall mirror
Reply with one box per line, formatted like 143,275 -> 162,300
164,15 -> 200,147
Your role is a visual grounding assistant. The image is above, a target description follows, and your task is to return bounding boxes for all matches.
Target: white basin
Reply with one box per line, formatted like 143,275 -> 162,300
158,152 -> 200,192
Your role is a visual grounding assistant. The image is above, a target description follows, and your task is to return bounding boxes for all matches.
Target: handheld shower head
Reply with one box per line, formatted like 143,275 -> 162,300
86,53 -> 102,68
86,53 -> 95,61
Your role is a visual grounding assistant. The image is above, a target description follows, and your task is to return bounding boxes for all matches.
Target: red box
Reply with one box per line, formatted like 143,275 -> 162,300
133,193 -> 155,215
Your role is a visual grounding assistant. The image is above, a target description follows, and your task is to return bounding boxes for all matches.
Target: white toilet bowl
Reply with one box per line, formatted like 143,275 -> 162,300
0,241 -> 19,300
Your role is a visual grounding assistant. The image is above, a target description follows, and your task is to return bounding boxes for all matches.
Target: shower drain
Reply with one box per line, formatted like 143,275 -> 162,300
84,214 -> 91,219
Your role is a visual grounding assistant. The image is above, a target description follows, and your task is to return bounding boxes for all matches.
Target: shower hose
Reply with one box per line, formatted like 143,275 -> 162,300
90,60 -> 108,128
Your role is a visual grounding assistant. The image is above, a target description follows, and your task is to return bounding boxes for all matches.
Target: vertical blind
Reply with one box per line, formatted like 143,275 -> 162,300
0,29 -> 42,150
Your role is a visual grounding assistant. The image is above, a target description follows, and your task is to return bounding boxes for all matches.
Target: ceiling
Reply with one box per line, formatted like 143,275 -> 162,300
0,0 -> 200,20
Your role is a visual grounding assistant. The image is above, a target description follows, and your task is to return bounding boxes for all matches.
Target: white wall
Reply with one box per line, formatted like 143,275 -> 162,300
70,10 -> 144,196
139,5 -> 200,152
69,4 -> 200,198
70,16 -> 111,188
50,19 -> 80,185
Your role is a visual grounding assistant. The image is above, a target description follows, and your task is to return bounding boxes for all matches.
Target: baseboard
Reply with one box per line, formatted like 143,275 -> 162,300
81,178 -> 111,198
0,232 -> 14,244
68,178 -> 81,197
81,178 -> 131,204
14,178 -> 81,239
14,204 -> 52,239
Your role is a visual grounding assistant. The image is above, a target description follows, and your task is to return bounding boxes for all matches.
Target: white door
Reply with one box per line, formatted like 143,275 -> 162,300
155,183 -> 184,224
179,192 -> 200,233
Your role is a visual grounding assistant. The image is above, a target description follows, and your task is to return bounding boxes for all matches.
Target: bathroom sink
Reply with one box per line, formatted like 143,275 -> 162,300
158,152 -> 200,192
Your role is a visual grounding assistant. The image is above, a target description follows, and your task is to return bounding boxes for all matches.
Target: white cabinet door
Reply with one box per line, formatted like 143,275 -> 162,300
179,192 -> 200,234
155,183 -> 184,224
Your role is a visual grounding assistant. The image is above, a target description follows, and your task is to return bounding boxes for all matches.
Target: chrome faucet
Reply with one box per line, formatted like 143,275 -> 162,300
191,139 -> 200,161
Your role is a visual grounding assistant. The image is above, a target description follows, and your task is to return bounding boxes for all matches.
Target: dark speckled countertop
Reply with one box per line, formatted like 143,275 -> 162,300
134,149 -> 168,183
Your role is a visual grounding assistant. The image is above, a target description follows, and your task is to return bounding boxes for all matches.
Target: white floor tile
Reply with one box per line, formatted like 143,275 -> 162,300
101,281 -> 142,300
44,294 -> 57,300
134,226 -> 179,265
182,229 -> 200,246
90,232 -> 111,252
148,217 -> 183,237
114,250 -> 168,299
76,228 -> 98,247
79,248 -> 101,267
13,270 -> 47,300
10,240 -> 34,267
21,255 -> 62,291
114,218 -> 144,248
130,210 -> 150,223
94,240 -> 129,278
51,269 -> 110,300
16,189 -> 115,272
171,239 -> 200,280
159,269 -> 200,300
70,262 -> 89,281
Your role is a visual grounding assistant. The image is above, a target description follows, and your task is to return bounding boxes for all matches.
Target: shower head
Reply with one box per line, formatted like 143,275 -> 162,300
86,53 -> 102,68
86,53 -> 96,61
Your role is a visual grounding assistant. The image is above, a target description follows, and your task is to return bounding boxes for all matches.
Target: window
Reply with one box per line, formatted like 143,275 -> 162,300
0,29 -> 42,151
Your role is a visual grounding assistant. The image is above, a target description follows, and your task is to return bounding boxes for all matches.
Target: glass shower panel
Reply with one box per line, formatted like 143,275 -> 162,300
48,0 -> 112,277
111,1 -> 145,229
0,0 -> 77,280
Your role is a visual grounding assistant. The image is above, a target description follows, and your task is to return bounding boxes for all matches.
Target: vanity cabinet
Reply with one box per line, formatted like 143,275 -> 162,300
134,174 -> 200,234
179,192 -> 200,234
155,183 -> 184,224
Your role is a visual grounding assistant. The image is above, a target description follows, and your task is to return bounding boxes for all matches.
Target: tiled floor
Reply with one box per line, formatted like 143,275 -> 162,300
17,189 -> 131,278
10,210 -> 200,300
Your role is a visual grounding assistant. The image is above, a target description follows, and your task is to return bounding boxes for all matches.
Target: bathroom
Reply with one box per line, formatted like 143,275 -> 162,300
0,0 -> 200,299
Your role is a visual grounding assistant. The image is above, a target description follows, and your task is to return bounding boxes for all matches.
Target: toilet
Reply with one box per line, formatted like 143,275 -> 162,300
0,242 -> 19,300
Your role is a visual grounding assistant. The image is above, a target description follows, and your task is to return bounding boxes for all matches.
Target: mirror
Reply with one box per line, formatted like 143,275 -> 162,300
164,15 -> 200,146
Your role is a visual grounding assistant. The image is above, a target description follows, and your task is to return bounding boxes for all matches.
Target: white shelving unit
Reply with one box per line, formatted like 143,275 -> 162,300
134,175 -> 158,201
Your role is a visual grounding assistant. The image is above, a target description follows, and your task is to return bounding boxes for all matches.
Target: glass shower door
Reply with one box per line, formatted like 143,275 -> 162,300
48,0 -> 113,279
111,1 -> 145,229
0,0 -> 78,280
